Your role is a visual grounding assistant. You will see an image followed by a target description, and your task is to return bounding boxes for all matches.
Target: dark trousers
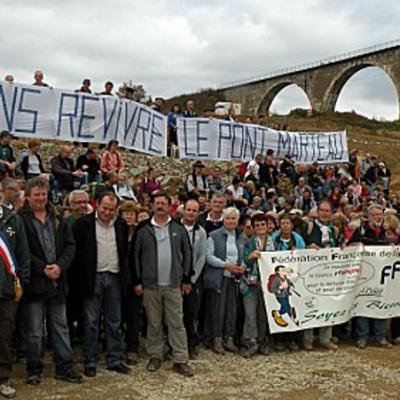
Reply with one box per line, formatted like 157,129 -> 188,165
23,297 -> 74,377
11,302 -> 25,358
83,272 -> 122,369
206,277 -> 237,339
183,280 -> 203,350
66,291 -> 84,342
122,290 -> 141,353
66,269 -> 84,342
0,299 -> 14,384
391,318 -> 400,339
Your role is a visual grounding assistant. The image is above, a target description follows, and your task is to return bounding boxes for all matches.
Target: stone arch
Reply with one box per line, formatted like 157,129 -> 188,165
323,62 -> 400,115
256,82 -> 311,115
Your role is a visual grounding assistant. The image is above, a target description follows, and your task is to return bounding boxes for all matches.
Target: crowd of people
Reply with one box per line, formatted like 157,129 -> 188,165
0,72 -> 399,400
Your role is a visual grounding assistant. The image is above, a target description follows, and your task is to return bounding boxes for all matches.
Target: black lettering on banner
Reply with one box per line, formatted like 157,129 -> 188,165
231,124 -> 244,158
102,98 -> 119,140
183,119 -> 196,157
277,131 -> 291,157
78,95 -> 98,139
56,92 -> 79,137
148,114 -> 163,155
243,125 -> 257,160
218,122 -> 232,158
196,120 -> 209,157
299,133 -> 309,162
131,108 -> 151,149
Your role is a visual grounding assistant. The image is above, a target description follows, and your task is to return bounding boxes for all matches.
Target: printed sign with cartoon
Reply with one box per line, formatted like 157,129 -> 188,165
259,246 -> 400,333
267,265 -> 301,329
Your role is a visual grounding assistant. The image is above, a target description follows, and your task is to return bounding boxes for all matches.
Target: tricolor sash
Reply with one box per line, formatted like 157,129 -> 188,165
0,230 -> 18,277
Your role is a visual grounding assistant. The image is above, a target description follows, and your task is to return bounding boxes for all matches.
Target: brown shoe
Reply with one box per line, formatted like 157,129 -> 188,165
213,338 -> 225,355
146,358 -> 162,372
172,363 -> 194,377
242,342 -> 258,358
303,342 -> 313,351
320,341 -> 338,351
126,352 -> 138,365
224,337 -> 238,353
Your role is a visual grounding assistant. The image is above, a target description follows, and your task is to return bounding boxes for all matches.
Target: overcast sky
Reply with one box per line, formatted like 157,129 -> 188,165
1,0 -> 399,119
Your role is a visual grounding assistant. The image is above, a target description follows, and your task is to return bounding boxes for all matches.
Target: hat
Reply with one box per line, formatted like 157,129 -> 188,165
193,161 -> 205,168
289,208 -> 303,216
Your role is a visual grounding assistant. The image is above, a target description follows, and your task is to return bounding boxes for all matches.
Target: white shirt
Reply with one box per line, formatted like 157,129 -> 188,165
96,213 -> 119,273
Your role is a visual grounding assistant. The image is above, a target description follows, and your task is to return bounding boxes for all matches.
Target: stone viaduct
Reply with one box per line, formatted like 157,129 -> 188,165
219,40 -> 400,118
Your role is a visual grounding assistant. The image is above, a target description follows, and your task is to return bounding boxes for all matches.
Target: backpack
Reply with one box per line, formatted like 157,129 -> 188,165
239,162 -> 248,179
267,273 -> 278,293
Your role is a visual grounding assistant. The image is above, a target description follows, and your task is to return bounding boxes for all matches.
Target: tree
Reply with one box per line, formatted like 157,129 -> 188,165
117,80 -> 147,102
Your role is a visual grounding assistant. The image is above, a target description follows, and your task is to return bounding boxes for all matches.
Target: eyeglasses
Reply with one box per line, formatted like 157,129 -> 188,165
254,223 -> 267,228
244,225 -> 252,229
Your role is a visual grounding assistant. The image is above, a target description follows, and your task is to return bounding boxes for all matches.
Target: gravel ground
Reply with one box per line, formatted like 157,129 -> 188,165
11,342 -> 400,400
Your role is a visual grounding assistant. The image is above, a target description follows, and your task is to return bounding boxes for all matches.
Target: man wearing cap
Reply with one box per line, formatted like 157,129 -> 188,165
0,132 -> 16,178
186,161 -> 208,194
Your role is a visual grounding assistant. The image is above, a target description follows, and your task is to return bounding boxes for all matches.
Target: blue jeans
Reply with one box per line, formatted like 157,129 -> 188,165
83,272 -> 122,369
23,298 -> 74,377
277,296 -> 291,316
356,317 -> 386,342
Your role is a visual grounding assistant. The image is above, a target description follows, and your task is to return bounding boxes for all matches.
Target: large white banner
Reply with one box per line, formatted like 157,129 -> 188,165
259,246 -> 400,334
177,118 -> 348,163
0,82 -> 167,156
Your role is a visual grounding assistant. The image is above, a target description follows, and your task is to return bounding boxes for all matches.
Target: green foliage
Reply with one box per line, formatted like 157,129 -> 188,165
165,88 -> 226,113
117,80 -> 147,102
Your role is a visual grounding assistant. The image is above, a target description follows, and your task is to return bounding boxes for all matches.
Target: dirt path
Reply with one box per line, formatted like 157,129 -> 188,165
11,343 -> 400,400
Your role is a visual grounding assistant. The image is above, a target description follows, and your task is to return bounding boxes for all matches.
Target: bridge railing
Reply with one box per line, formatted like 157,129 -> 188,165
217,38 -> 400,90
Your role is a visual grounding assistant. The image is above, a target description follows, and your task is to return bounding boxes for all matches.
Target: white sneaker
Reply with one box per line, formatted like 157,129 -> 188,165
0,383 -> 16,399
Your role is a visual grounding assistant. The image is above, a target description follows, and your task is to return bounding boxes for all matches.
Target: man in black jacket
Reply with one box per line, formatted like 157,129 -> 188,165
19,177 -> 81,385
0,204 -> 30,399
348,203 -> 392,349
72,191 -> 131,377
50,145 -> 85,192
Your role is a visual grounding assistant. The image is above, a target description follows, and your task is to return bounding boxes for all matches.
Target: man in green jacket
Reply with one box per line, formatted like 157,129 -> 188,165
0,204 -> 30,399
132,191 -> 193,377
